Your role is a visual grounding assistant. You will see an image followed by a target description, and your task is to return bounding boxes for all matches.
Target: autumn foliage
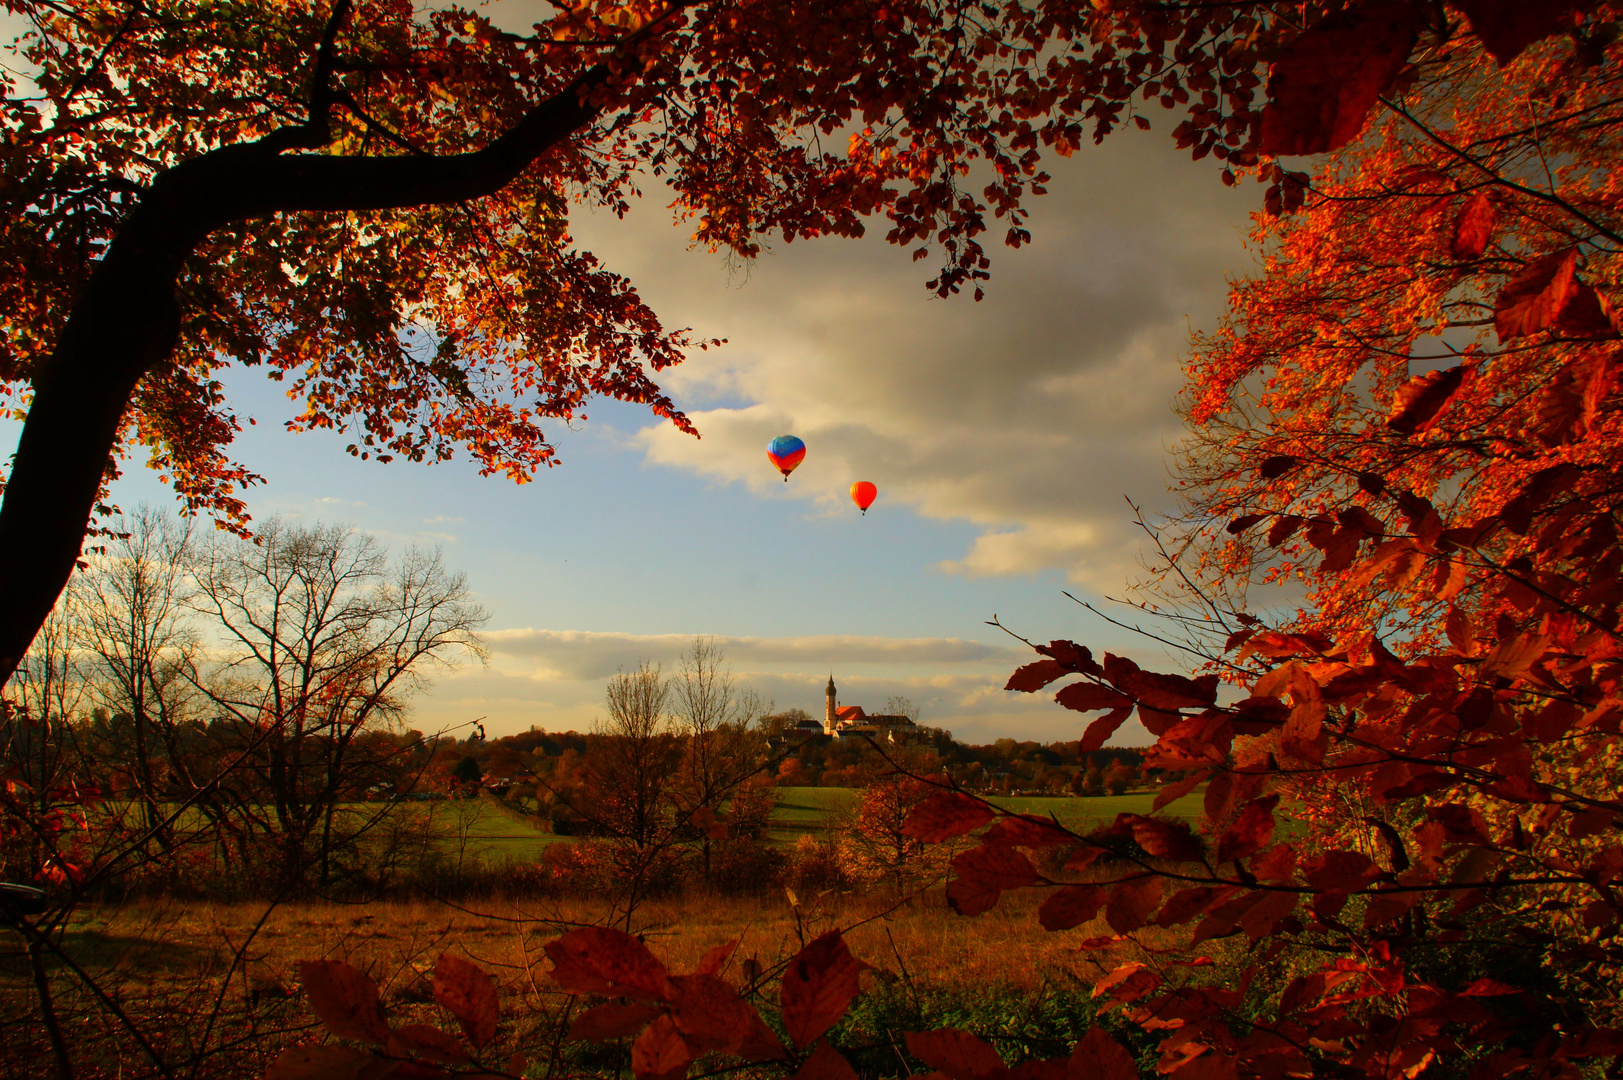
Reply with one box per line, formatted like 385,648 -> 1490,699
22,2 -> 1623,1079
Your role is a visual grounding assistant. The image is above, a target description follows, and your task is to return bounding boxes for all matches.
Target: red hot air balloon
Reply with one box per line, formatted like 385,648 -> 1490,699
850,481 -> 878,515
767,435 -> 805,481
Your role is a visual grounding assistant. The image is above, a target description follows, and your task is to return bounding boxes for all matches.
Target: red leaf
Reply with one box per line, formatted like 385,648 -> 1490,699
1039,885 -> 1107,931
569,1002 -> 664,1042
388,1025 -> 471,1066
546,927 -> 674,1002
696,938 -> 739,976
903,792 -> 994,842
670,974 -> 785,1060
1105,876 -> 1163,934
1152,770 -> 1208,812
1556,285 -> 1621,339
1226,513 -> 1264,535
984,814 -> 1073,848
1451,191 -> 1495,259
1454,0 -> 1599,65
780,932 -> 867,1050
947,843 -> 1039,916
1078,707 -> 1133,753
1495,248 -> 1579,342
1258,2 -> 1421,155
266,1044 -> 399,1080
1216,796 -> 1279,864
1259,455 -> 1298,479
795,1042 -> 860,1080
1055,682 -> 1132,713
905,1029 -> 1007,1080
1006,659 -> 1071,692
632,1014 -> 693,1080
1067,1027 -> 1138,1080
297,960 -> 390,1046
434,954 -> 499,1049
1155,886 -> 1232,928
1121,815 -> 1205,861
1267,515 -> 1303,547
1387,363 -> 1473,435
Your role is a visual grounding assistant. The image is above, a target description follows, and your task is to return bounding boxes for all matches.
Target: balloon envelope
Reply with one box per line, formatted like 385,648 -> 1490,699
767,435 -> 806,480
851,481 -> 878,514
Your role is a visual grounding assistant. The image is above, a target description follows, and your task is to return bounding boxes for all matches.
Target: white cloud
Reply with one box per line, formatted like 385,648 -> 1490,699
571,130 -> 1258,592
409,626 -> 1152,745
482,628 -> 1020,679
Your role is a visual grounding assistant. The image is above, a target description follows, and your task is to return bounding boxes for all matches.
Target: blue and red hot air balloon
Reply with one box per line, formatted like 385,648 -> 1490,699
767,435 -> 805,481
851,481 -> 877,515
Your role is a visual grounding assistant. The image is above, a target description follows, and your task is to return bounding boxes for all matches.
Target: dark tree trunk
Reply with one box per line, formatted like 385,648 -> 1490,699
0,70 -> 605,683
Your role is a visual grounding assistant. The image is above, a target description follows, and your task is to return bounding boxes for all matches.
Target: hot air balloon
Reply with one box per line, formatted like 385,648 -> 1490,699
767,435 -> 805,481
851,481 -> 878,515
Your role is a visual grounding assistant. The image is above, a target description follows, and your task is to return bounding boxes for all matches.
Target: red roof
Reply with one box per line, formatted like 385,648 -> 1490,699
836,705 -> 867,722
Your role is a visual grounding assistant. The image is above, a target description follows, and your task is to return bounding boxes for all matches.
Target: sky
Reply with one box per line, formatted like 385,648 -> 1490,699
5,6 -> 1265,744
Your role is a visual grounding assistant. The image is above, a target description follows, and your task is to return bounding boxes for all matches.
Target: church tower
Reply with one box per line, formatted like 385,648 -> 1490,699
824,674 -> 837,735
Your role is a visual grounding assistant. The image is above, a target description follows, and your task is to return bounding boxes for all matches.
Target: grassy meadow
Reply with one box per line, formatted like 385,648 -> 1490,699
1,785 -> 1213,1078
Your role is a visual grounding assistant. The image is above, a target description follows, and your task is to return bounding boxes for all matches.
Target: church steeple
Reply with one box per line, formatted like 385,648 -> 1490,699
824,674 -> 837,735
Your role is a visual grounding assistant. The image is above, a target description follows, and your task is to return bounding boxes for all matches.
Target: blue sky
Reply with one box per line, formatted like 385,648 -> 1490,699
2,0 -> 1264,742
68,126 -> 1262,744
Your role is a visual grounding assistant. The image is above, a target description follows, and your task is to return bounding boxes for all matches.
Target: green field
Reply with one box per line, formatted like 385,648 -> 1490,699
766,786 -> 1203,841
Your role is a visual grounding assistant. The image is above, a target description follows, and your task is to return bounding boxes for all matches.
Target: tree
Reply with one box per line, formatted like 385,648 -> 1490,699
836,776 -> 949,893
187,519 -> 485,890
669,637 -> 765,884
74,506 -> 200,851
905,12 -> 1623,1080
450,754 -> 482,789
585,661 -> 679,851
0,0 -> 1482,680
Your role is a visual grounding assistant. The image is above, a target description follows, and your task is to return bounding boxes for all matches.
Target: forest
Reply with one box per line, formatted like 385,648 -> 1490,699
5,1 -> 1623,1080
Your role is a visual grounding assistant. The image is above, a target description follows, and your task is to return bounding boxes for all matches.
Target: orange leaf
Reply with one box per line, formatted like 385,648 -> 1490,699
903,792 -> 994,842
1450,191 -> 1495,259
1387,363 -> 1474,435
297,960 -> 390,1046
1257,2 -> 1420,155
905,1029 -> 1007,1080
434,954 -> 499,1049
780,932 -> 866,1049
1495,248 -> 1579,342
1216,796 -> 1279,864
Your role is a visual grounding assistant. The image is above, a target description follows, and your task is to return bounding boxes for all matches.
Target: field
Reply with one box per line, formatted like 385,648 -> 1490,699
413,786 -> 1208,858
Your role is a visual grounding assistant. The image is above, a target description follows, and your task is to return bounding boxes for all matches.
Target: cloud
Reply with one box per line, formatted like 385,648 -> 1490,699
483,628 -> 1020,680
570,130 -> 1258,592
407,626 -> 1153,745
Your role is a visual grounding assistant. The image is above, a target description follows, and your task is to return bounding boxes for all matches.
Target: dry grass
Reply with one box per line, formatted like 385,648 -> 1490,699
2,887 -> 1162,1080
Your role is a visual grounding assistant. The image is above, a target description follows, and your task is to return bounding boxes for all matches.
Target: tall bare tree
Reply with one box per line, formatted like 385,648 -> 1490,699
589,661 -> 679,852
669,637 -> 765,885
188,520 -> 485,890
76,507 -> 200,849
